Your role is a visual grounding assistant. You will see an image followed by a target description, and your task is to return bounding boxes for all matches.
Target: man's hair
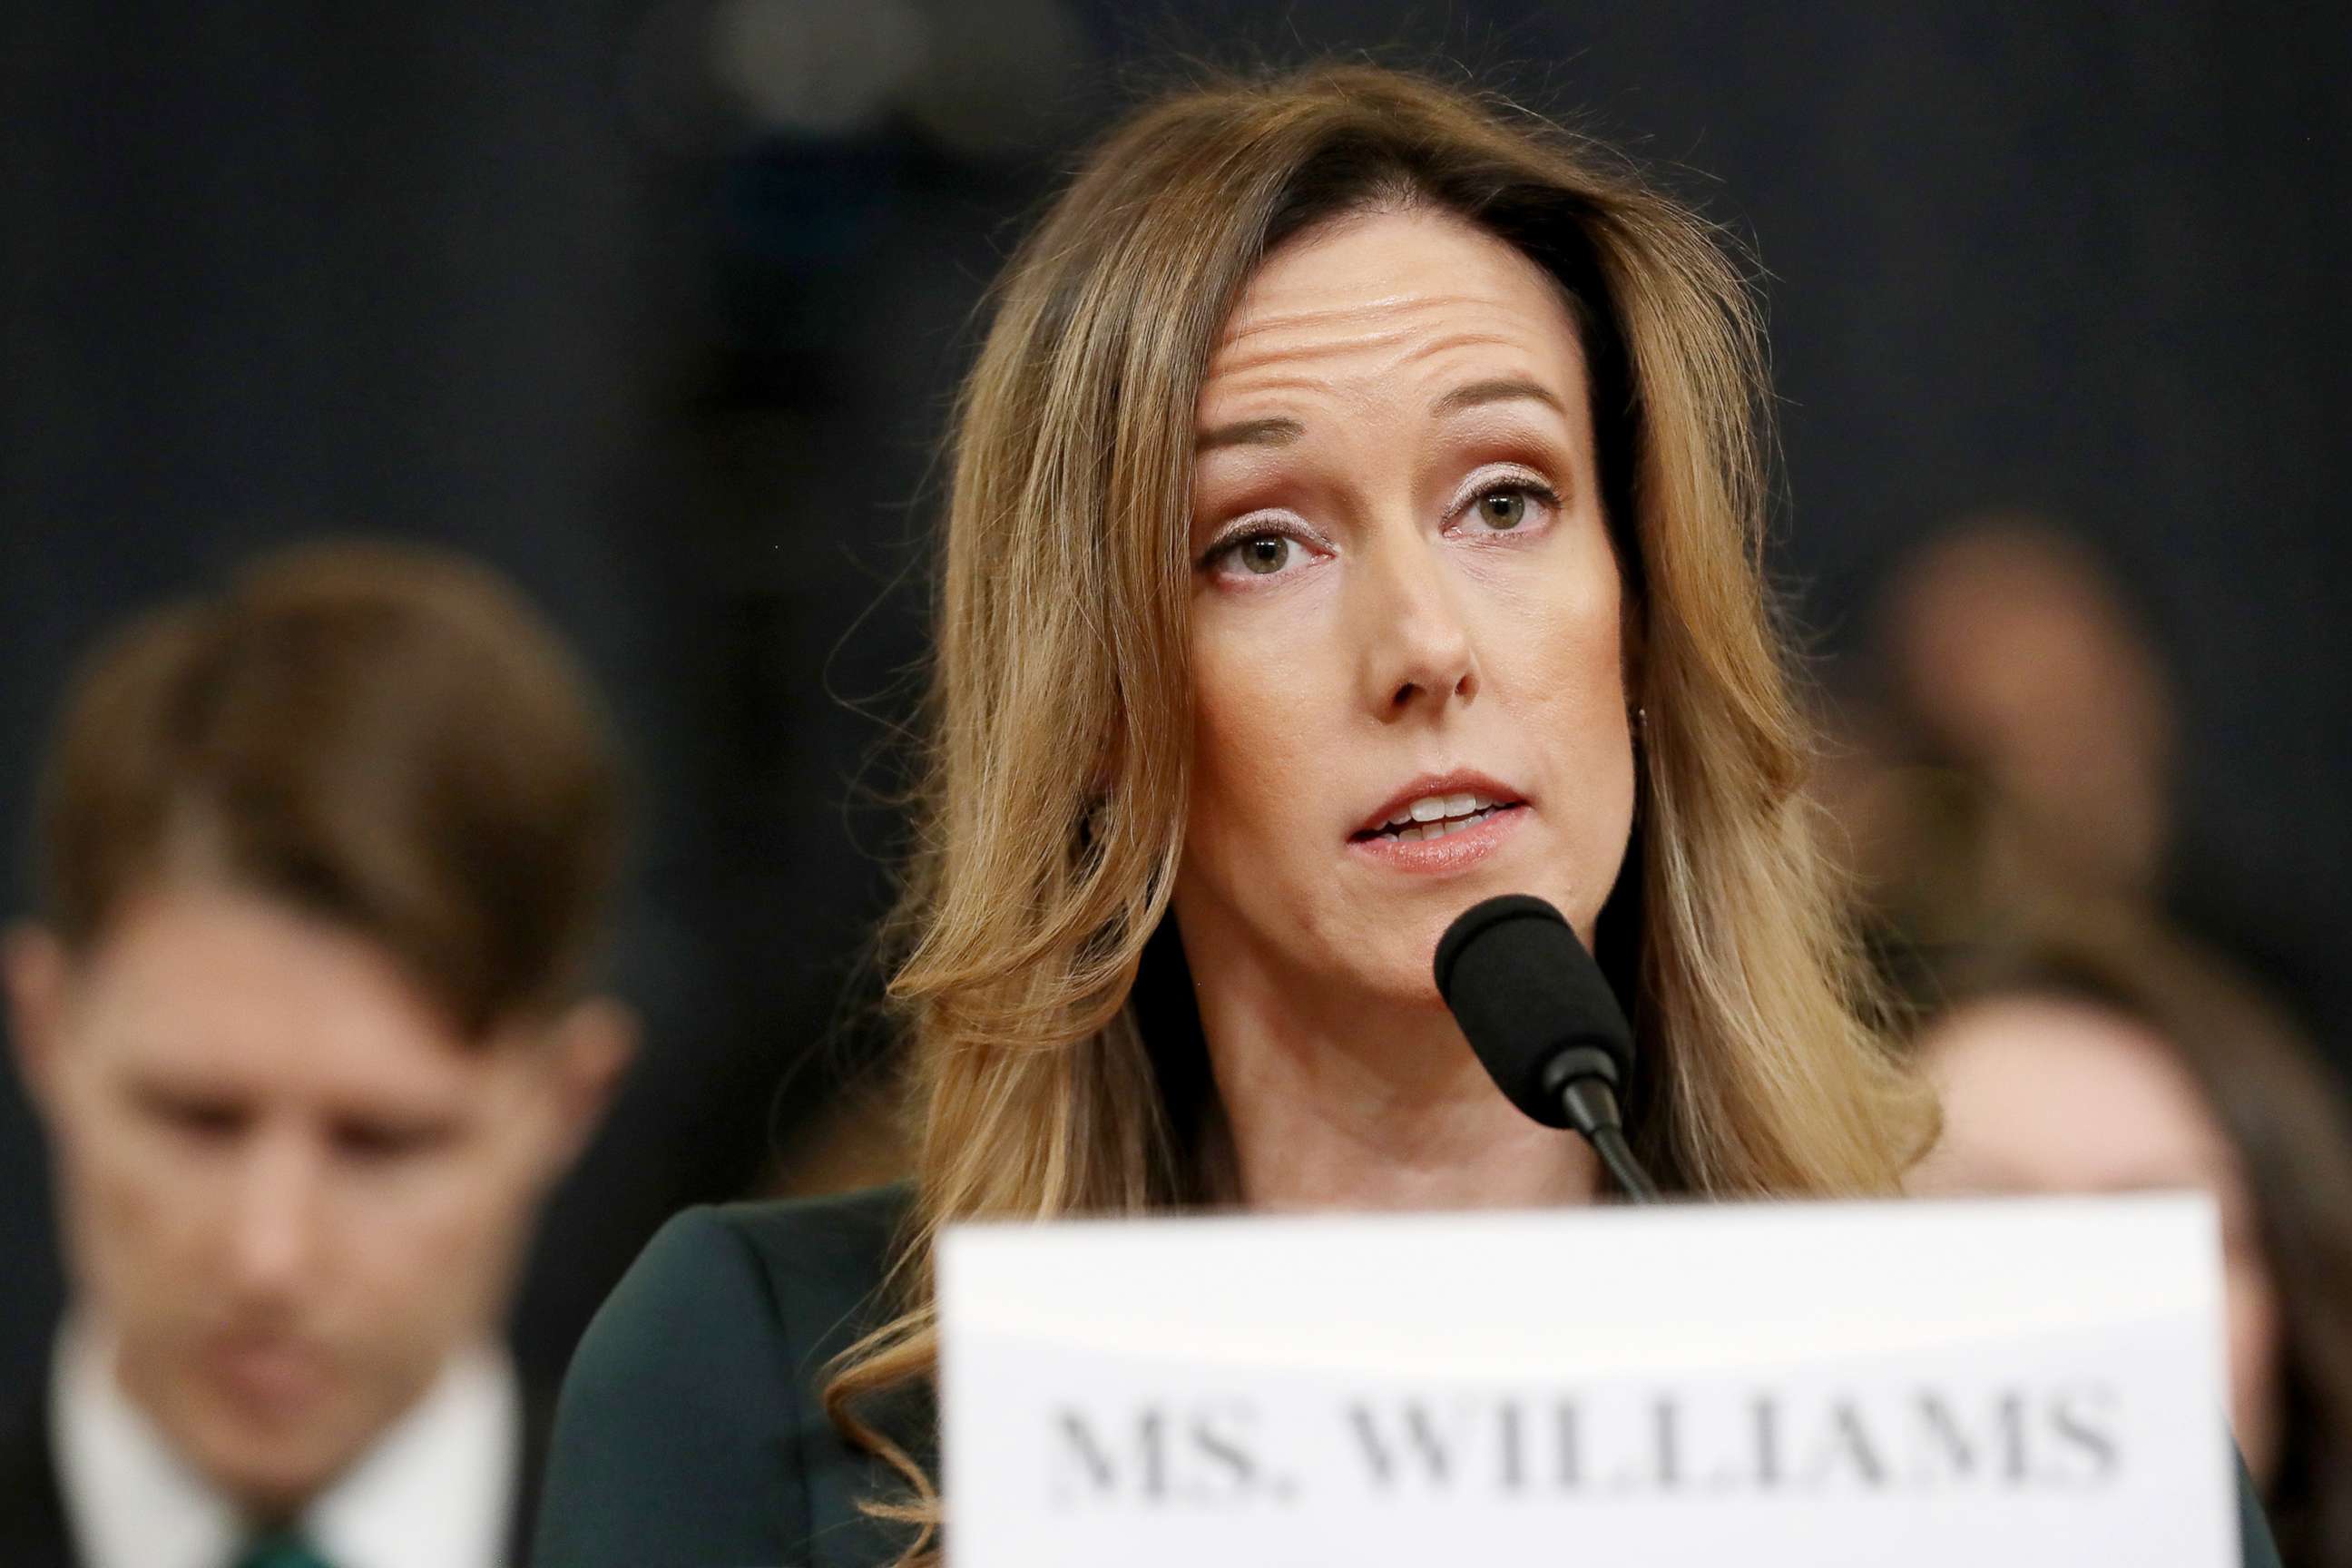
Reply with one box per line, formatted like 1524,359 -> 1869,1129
32,539 -> 624,1039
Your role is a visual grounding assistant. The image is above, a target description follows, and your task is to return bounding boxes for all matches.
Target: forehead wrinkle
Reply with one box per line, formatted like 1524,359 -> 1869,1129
1201,328 -> 1563,432
1209,287 -> 1540,376
1392,325 -> 1551,375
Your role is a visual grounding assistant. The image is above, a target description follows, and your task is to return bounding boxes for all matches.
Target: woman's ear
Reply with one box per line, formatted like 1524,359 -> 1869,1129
1619,583 -> 1648,722
1620,604 -> 1649,756
2,924 -> 71,1116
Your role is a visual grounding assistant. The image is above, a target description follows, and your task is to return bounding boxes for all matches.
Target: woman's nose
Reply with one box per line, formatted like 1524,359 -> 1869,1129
1355,530 -> 1478,716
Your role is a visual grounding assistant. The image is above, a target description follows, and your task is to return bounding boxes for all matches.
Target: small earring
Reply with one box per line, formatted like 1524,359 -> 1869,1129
1633,704 -> 1649,740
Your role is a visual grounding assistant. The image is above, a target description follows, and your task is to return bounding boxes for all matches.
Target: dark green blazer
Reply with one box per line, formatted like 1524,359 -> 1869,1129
534,1184 -> 2285,1568
534,1186 -> 923,1568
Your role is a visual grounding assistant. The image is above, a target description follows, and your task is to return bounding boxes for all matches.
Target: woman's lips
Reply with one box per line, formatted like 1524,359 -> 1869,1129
1347,800 -> 1528,872
1354,775 -> 1524,838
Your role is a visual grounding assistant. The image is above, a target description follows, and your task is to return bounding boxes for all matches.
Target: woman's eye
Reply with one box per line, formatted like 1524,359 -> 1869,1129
1477,490 -> 1528,530
1237,535 -> 1291,573
1206,529 -> 1303,579
1465,482 -> 1553,533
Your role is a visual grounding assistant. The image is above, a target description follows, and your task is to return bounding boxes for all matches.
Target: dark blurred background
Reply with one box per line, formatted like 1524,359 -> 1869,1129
3,0 -> 2345,1403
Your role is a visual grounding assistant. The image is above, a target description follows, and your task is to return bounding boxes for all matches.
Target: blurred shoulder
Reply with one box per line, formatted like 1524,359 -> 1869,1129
581,1182 -> 911,1369
0,1381 -> 74,1568
713,1182 -> 914,1322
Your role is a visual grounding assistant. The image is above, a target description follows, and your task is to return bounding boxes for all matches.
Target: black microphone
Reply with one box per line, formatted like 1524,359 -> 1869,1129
1434,893 -> 1660,1203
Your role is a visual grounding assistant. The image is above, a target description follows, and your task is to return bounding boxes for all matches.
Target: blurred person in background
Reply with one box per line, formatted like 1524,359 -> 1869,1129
1820,514 -> 2177,979
0,543 -> 635,1568
1909,908 -> 2352,1568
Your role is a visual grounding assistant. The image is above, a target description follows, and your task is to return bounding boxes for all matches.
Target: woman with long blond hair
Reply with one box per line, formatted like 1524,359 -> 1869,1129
533,62 -> 2273,1568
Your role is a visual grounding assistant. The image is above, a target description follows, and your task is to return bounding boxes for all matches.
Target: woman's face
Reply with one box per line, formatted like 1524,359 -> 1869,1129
1173,205 -> 1636,1011
1909,995 -> 2286,1485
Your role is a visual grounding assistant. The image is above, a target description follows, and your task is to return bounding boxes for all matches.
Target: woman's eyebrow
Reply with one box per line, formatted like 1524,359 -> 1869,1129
1433,376 -> 1566,417
1194,415 -> 1304,453
1196,377 -> 1563,454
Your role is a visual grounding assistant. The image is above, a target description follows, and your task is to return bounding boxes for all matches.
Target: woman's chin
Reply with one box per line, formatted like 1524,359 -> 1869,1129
1282,929 -> 1460,1014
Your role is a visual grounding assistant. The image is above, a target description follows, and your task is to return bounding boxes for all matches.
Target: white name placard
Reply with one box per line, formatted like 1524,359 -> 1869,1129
939,1194 -> 2236,1568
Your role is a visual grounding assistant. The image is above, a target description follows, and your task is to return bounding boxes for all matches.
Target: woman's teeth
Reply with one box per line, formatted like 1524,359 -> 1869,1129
1377,791 -> 1506,842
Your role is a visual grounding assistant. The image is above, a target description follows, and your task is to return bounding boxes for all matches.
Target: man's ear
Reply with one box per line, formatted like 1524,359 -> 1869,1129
534,996 -> 636,1177
3,923 -> 72,1115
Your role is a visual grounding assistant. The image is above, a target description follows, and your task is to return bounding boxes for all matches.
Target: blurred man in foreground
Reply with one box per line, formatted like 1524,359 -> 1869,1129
0,543 -> 634,1568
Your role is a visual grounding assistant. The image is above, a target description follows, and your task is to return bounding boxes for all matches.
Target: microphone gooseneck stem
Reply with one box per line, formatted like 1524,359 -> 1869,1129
1555,1077 -> 1661,1205
1591,1124 -> 1660,1204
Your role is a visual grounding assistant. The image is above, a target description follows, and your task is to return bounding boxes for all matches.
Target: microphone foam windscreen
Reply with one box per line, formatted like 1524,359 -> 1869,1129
1433,894 -> 1634,1130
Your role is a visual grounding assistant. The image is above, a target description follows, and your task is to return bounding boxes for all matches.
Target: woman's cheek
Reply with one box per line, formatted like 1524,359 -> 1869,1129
1186,627 -> 1333,870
